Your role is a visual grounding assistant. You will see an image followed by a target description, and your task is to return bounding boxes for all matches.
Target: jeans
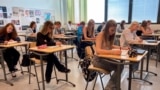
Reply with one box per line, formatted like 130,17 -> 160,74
92,56 -> 124,89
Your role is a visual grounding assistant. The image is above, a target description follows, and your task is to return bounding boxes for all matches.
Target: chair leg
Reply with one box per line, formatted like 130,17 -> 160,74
99,73 -> 105,90
85,72 -> 90,90
29,64 -> 31,84
34,64 -> 40,90
18,60 -> 23,74
92,73 -> 98,90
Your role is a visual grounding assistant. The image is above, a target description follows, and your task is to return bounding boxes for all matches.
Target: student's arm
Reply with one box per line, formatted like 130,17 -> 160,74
96,32 -> 121,55
0,36 -> 5,43
46,37 -> 56,46
140,27 -> 152,34
112,45 -> 120,49
83,26 -> 95,40
36,33 -> 46,46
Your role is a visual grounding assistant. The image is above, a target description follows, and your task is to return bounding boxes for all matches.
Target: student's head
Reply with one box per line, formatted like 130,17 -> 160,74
88,19 -> 95,28
0,23 -> 17,39
102,20 -> 117,46
68,21 -> 72,25
141,20 -> 147,28
54,21 -> 61,29
129,21 -> 139,31
30,21 -> 36,29
120,20 -> 126,29
80,21 -> 85,27
121,20 -> 126,25
41,21 -> 54,38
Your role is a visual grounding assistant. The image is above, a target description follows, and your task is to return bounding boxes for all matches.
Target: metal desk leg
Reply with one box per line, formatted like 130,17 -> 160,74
131,57 -> 153,84
116,64 -> 121,90
128,63 -> 133,90
146,47 -> 157,76
57,50 -> 76,87
40,55 -> 45,90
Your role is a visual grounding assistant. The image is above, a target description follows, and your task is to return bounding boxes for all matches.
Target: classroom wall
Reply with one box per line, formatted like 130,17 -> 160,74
0,0 -> 64,32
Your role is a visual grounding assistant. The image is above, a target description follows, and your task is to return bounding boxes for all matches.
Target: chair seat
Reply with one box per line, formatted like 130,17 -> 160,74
88,64 -> 110,75
30,58 -> 46,64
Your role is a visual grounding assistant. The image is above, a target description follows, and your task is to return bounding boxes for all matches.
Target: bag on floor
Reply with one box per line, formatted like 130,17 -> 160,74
21,53 -> 36,67
79,56 -> 97,82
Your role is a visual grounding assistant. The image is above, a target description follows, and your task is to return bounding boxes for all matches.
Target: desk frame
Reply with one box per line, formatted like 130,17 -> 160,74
29,45 -> 76,90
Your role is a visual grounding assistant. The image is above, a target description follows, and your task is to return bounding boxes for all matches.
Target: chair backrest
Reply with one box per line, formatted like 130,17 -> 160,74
29,42 -> 36,48
85,45 -> 95,59
80,45 -> 97,82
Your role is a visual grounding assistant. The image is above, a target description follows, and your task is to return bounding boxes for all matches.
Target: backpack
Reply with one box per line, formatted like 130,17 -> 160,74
21,53 -> 38,67
79,46 -> 97,82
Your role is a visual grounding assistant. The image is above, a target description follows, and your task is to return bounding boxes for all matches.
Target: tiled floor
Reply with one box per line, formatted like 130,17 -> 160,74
0,48 -> 160,90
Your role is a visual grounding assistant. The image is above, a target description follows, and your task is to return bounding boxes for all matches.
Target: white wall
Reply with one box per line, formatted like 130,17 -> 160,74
0,0 -> 55,10
0,0 -> 64,32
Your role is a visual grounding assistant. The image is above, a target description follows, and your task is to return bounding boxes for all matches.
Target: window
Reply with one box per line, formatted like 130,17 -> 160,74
87,0 -> 105,23
108,0 -> 129,23
132,0 -> 159,23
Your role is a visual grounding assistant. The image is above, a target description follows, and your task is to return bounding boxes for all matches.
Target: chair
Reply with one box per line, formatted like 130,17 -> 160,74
84,45 -> 111,90
28,42 -> 58,90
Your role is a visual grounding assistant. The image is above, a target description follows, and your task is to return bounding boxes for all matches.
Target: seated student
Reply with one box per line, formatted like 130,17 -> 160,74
120,21 -> 142,74
93,20 -> 127,90
116,20 -> 126,33
81,19 -> 96,48
36,21 -> 70,83
96,22 -> 105,33
53,21 -> 64,35
66,21 -> 75,30
0,23 -> 20,77
120,21 -> 142,47
26,21 -> 37,41
136,20 -> 153,36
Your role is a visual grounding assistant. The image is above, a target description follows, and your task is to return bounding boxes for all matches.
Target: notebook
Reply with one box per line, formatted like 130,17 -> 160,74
146,40 -> 157,43
136,49 -> 145,55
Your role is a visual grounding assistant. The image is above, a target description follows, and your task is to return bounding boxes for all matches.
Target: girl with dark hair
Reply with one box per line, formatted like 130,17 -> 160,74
26,21 -> 37,41
117,20 -> 126,33
137,20 -> 153,36
93,20 -> 127,90
0,23 -> 20,77
36,21 -> 70,83
81,19 -> 95,48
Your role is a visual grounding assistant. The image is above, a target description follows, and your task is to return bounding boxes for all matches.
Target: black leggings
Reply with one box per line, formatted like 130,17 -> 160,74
3,47 -> 20,72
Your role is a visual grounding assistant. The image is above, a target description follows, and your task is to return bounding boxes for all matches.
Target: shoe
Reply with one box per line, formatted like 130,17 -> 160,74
11,71 -> 16,77
59,68 -> 71,73
46,76 -> 51,83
